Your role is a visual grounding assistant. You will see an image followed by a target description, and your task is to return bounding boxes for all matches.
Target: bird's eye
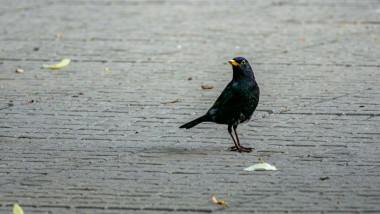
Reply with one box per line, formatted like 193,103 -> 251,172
241,60 -> 246,65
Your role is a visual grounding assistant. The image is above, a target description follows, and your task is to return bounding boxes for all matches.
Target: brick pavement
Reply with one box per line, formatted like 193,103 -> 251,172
0,0 -> 379,213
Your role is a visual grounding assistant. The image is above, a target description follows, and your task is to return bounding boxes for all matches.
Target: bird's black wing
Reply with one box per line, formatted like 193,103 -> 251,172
206,81 -> 245,124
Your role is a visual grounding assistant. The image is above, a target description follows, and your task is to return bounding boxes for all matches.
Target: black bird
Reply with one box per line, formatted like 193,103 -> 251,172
180,57 -> 260,153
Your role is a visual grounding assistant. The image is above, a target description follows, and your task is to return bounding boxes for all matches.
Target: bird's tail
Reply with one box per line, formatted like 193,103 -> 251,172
179,115 -> 208,129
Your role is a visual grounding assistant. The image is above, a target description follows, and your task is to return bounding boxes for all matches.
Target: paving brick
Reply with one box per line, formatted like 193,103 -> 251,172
1,0 -> 379,213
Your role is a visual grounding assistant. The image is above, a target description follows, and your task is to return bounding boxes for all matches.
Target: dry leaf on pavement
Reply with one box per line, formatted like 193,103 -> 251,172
13,204 -> 24,214
42,59 -> 71,69
201,85 -> 213,89
244,157 -> 278,171
161,98 -> 180,104
211,194 -> 227,205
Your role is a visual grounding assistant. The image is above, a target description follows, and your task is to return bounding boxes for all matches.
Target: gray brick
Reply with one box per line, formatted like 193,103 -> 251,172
1,0 -> 379,213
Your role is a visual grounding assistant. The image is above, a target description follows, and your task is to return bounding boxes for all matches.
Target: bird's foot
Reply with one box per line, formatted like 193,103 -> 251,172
229,146 -> 239,151
240,146 -> 253,152
228,146 -> 252,153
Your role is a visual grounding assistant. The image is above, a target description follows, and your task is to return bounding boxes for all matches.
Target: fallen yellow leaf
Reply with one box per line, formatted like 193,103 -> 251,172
211,194 -> 227,205
42,59 -> 71,69
104,67 -> 109,71
13,204 -> 24,214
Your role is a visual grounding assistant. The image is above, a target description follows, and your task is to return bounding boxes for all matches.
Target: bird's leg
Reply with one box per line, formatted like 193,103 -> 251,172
228,125 -> 242,152
233,125 -> 252,152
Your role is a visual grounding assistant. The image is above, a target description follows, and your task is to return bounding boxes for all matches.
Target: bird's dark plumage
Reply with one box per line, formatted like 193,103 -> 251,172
180,57 -> 260,152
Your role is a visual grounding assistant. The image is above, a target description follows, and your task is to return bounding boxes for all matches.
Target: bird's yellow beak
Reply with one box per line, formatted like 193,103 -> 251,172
228,60 -> 239,66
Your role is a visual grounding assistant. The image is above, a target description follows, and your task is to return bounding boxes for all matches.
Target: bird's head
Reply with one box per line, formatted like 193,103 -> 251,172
228,57 -> 255,79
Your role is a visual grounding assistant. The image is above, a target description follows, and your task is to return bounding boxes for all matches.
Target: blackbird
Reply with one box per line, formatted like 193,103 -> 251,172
180,57 -> 260,153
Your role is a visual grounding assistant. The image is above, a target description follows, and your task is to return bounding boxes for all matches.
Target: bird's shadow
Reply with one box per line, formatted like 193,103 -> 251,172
146,145 -> 213,156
